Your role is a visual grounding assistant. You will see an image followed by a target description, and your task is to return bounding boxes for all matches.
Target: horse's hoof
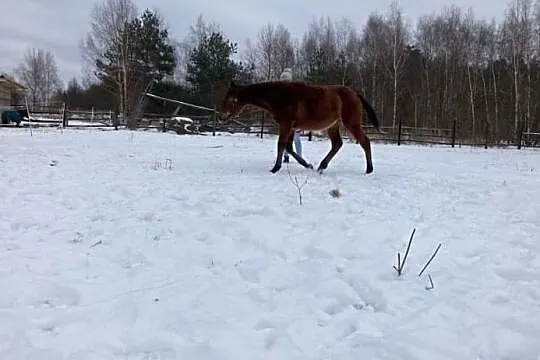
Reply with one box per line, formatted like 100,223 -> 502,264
307,163 -> 314,170
270,166 -> 280,173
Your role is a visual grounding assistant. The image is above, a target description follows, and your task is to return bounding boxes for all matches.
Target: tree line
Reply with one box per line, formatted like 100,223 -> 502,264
12,0 -> 540,142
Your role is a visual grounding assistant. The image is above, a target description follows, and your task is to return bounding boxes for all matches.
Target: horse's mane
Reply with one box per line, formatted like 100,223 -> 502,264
243,80 -> 309,88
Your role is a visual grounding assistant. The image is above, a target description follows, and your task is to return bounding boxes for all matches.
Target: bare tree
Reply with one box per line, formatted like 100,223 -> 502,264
474,19 -> 498,141
300,16 -> 345,84
176,15 -> 222,86
463,9 -> 478,138
250,23 -> 295,80
290,38 -> 305,80
415,13 -> 439,128
485,19 -> 502,135
533,1 -> 540,133
383,1 -> 410,128
254,24 -> 274,80
331,17 -> 358,85
80,0 -> 138,119
360,13 -> 390,123
15,47 -> 62,107
185,14 -> 222,47
342,24 -> 362,87
273,24 -> 296,76
241,38 -> 260,80
402,45 -> 424,128
434,6 -> 469,133
500,0 -> 535,137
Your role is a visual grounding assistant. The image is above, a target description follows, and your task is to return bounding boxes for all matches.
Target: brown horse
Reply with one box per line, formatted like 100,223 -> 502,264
218,80 -> 382,174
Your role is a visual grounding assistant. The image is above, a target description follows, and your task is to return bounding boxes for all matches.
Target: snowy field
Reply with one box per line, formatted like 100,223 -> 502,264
1,127 -> 539,360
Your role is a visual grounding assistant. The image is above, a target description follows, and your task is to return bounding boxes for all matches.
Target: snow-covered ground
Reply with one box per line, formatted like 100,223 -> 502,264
1,127 -> 539,360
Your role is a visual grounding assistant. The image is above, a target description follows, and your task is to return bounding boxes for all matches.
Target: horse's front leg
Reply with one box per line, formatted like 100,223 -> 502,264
270,127 -> 293,173
285,135 -> 313,170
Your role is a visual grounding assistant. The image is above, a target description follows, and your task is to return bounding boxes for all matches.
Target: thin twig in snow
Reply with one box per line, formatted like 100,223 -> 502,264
425,274 -> 434,290
286,162 -> 309,205
393,228 -> 415,276
89,240 -> 102,248
418,243 -> 442,277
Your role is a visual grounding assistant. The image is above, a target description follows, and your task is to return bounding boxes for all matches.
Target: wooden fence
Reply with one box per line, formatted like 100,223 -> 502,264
148,109 -> 539,150
3,103 -> 539,149
4,104 -> 120,129
65,108 -> 117,128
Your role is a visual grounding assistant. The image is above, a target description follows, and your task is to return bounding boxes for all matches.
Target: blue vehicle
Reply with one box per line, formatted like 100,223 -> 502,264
1,108 -> 25,126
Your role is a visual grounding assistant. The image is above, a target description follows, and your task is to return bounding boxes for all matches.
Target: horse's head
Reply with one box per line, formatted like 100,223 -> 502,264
218,80 -> 244,121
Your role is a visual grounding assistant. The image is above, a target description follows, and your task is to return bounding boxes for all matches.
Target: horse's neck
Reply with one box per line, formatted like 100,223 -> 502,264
241,89 -> 274,113
248,99 -> 272,113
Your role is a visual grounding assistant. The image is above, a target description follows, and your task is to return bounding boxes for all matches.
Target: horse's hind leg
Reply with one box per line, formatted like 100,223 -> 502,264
317,122 -> 343,174
344,120 -> 373,174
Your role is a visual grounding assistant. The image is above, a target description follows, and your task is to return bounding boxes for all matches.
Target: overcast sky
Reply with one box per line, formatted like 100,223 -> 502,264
1,0 -> 509,86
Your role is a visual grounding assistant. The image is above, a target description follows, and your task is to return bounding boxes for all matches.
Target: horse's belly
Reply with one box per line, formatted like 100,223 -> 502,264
295,118 -> 338,131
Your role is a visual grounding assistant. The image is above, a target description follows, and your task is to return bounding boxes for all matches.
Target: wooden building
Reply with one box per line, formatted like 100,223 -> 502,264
0,74 -> 26,110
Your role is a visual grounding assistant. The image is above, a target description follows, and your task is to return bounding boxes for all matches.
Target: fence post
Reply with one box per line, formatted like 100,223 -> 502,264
212,103 -> 217,136
397,116 -> 402,146
259,112 -> 264,139
484,120 -> 489,149
62,103 -> 68,127
451,117 -> 457,148
517,121 -> 524,150
112,111 -> 118,130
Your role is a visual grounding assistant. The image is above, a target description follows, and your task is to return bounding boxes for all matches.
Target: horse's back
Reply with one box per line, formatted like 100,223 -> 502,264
294,83 -> 358,105
324,84 -> 362,112
278,83 -> 342,130
274,81 -> 369,130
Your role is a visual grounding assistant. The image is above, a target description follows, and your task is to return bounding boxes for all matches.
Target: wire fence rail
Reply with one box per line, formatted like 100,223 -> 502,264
2,100 -> 539,150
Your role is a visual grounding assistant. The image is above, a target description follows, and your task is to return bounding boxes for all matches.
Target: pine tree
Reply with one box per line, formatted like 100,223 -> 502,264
130,9 -> 176,83
95,8 -> 176,123
185,31 -> 253,106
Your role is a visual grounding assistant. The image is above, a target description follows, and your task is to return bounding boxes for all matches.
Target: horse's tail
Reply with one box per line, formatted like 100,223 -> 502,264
355,91 -> 386,134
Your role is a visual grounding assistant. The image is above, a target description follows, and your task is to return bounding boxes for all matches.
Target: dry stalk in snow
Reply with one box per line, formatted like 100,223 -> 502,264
418,243 -> 442,277
425,274 -> 434,290
393,228 -> 415,276
286,162 -> 309,205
